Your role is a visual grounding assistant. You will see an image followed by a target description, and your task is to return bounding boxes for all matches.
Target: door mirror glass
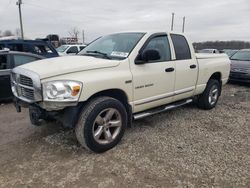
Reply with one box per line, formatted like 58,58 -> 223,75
136,49 -> 161,64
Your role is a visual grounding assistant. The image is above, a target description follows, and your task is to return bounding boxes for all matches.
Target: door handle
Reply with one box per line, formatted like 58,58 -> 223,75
190,64 -> 197,69
165,67 -> 175,72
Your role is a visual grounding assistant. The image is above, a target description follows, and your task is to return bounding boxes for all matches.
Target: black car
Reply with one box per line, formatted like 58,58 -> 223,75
230,49 -> 250,83
0,39 -> 58,58
0,50 -> 44,100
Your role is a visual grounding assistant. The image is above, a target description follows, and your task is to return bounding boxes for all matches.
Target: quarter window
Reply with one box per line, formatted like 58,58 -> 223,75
170,34 -> 191,60
143,36 -> 171,62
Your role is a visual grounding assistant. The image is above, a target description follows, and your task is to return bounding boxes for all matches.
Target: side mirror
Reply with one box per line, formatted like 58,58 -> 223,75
135,49 -> 161,64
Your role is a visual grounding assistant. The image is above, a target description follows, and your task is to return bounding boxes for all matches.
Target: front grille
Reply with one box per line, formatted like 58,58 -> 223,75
11,73 -> 35,101
230,72 -> 250,80
11,67 -> 42,103
20,75 -> 33,87
21,87 -> 34,100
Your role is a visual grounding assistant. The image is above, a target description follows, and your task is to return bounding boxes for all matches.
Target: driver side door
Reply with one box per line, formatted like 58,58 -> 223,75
130,34 -> 176,112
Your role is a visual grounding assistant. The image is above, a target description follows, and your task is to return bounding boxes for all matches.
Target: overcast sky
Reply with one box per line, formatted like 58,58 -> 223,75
0,0 -> 250,42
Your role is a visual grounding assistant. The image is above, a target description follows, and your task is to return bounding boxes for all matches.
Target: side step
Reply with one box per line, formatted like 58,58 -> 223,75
133,99 -> 193,120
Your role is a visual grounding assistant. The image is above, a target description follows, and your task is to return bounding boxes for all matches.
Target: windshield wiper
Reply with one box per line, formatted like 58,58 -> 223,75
86,50 -> 111,59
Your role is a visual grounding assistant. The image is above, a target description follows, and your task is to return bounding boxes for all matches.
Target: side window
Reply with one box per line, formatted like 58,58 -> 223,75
0,55 -> 8,70
170,34 -> 191,60
22,44 -> 30,52
7,43 -> 23,52
32,44 -> 53,55
67,46 -> 79,54
79,46 -> 86,51
13,55 -> 38,67
143,36 -> 171,62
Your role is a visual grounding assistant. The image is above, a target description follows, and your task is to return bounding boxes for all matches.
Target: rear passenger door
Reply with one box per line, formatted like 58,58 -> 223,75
170,34 -> 198,101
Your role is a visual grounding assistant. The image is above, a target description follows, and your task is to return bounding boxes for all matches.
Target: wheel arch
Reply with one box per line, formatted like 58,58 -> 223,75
87,89 -> 133,127
208,72 -> 222,95
209,72 -> 222,83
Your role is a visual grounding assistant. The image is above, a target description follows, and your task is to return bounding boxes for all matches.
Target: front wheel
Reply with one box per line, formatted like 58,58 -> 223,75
75,97 -> 127,153
197,79 -> 221,110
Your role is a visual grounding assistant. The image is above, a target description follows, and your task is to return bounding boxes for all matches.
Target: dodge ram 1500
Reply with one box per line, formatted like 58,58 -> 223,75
11,31 -> 230,152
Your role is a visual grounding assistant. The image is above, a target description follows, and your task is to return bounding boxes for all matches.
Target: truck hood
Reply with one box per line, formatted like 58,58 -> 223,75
20,56 -> 120,79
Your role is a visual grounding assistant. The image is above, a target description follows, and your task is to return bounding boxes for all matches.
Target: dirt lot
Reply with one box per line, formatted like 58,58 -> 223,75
0,83 -> 249,188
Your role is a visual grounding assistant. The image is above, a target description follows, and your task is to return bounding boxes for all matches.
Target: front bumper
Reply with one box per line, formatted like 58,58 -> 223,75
229,72 -> 250,83
14,97 -> 83,128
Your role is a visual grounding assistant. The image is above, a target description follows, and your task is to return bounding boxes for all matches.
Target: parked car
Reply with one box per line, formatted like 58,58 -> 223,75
56,44 -> 86,56
221,49 -> 238,57
0,39 -> 59,58
0,49 -> 44,100
198,49 -> 220,54
229,49 -> 250,83
11,31 -> 230,153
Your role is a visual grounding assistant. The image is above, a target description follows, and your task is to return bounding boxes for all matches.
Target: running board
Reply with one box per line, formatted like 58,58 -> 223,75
133,99 -> 193,120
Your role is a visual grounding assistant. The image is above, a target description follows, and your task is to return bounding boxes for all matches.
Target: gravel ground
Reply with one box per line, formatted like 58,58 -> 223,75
0,83 -> 249,188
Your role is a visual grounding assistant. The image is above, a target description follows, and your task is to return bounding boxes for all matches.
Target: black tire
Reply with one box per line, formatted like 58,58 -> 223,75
75,97 -> 127,153
197,79 -> 221,110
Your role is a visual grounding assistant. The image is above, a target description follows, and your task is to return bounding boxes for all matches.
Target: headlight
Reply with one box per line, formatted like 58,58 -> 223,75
43,80 -> 82,102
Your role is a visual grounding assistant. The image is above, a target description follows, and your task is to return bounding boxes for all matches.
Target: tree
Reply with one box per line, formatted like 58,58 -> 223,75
68,27 -> 80,40
15,28 -> 21,38
2,30 -> 13,36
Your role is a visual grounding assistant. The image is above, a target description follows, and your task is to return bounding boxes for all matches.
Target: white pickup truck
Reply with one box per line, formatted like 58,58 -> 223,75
11,31 -> 230,153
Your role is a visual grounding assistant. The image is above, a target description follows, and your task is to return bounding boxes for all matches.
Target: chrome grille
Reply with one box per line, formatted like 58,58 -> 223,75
11,67 -> 42,103
11,73 -> 35,101
21,87 -> 34,100
20,75 -> 33,87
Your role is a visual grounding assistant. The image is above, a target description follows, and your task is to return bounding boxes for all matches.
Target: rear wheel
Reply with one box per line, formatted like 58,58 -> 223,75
197,79 -> 221,110
75,97 -> 127,153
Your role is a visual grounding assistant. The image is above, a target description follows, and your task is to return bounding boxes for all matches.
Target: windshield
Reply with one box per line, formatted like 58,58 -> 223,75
78,33 -> 145,60
224,50 -> 238,57
56,45 -> 69,52
230,50 -> 250,61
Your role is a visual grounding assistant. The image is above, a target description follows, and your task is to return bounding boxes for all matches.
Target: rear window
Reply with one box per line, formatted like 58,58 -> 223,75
7,43 -> 23,51
170,34 -> 191,60
4,43 -> 30,53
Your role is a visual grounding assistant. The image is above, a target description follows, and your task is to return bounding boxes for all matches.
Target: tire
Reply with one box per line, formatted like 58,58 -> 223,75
75,97 -> 127,153
197,79 -> 221,110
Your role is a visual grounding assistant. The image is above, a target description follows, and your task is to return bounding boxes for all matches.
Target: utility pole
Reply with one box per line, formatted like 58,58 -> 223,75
82,30 -> 85,44
16,0 -> 24,39
171,13 -> 175,31
182,16 -> 186,33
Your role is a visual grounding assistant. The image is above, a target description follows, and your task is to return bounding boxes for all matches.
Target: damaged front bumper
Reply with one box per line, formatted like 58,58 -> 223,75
13,97 -> 84,128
